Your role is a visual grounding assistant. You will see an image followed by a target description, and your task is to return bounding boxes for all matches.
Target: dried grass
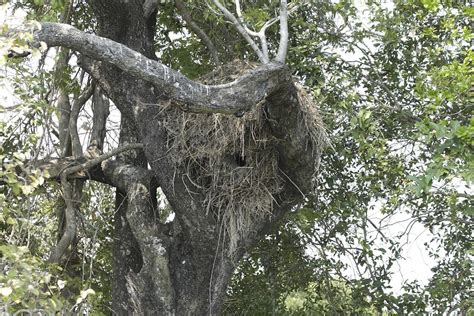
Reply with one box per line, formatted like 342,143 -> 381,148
162,60 -> 327,255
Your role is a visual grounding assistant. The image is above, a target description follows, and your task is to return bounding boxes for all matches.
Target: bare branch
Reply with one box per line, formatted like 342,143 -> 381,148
276,0 -> 289,63
234,0 -> 270,62
210,0 -> 266,62
175,0 -> 221,66
234,0 -> 259,37
235,0 -> 300,63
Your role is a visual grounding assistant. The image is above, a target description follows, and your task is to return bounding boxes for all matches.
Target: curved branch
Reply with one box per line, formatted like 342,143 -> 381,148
235,0 -> 299,63
16,23 -> 289,115
234,0 -> 259,37
49,172 -> 77,263
234,0 -> 269,62
69,83 -> 95,158
175,0 -> 220,66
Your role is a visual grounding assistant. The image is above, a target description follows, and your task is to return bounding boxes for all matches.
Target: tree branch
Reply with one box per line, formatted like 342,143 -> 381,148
234,0 -> 298,63
234,0 -> 270,62
101,159 -> 157,193
210,0 -> 266,63
89,85 -> 110,150
57,92 -> 72,156
69,83 -> 95,158
175,0 -> 221,66
276,0 -> 289,63
12,22 -> 289,115
49,172 -> 77,262
47,143 -> 146,262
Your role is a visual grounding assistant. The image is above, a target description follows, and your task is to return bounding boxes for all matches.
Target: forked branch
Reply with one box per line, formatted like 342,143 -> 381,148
234,0 -> 269,61
213,0 -> 291,63
211,0 -> 266,62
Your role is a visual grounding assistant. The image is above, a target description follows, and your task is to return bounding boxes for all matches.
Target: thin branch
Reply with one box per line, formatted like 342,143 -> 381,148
69,83 -> 95,158
59,0 -> 73,24
210,0 -> 266,62
234,0 -> 269,62
175,0 -> 221,66
234,0 -> 259,37
276,0 -> 289,63
63,143 -> 144,177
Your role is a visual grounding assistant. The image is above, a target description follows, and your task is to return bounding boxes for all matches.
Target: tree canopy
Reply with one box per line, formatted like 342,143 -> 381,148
0,0 -> 472,314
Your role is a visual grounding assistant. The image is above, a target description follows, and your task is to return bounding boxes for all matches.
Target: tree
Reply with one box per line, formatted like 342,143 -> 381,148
2,0 -> 328,314
1,0 -> 472,315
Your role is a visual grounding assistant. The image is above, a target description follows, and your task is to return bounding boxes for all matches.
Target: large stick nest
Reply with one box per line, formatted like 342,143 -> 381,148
162,60 -> 327,254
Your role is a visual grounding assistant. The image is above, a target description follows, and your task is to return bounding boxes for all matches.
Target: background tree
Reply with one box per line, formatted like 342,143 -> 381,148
0,0 -> 472,315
